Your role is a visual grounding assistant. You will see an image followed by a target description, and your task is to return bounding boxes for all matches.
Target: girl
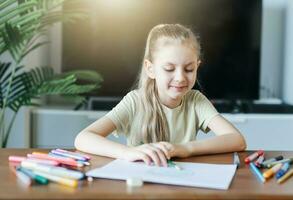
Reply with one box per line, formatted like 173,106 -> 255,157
75,24 -> 246,167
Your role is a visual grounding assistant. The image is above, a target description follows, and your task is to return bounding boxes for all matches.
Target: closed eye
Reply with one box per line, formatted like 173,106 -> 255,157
185,69 -> 194,72
164,68 -> 175,72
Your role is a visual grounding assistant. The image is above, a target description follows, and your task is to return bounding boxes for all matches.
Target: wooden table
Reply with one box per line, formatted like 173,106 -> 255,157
0,149 -> 293,199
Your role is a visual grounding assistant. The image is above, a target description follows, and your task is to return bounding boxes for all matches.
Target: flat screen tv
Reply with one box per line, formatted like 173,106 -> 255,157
63,0 -> 261,102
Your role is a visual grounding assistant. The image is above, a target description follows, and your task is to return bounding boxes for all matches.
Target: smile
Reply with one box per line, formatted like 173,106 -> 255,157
170,86 -> 187,90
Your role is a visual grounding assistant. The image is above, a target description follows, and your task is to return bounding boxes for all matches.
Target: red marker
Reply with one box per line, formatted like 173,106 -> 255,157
245,150 -> 264,164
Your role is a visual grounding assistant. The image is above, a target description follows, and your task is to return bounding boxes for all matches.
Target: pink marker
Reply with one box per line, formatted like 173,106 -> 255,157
245,150 -> 264,164
9,156 -> 26,163
9,156 -> 59,166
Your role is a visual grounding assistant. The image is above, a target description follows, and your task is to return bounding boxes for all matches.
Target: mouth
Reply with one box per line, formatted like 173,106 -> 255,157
169,85 -> 188,90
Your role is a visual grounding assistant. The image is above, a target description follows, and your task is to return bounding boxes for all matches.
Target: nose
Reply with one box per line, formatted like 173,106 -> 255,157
174,68 -> 186,83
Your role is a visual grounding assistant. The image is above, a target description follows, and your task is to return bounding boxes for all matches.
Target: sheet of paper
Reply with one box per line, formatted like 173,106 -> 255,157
86,159 -> 237,190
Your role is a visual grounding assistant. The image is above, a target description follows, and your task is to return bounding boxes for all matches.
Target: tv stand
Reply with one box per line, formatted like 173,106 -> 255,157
211,99 -> 293,114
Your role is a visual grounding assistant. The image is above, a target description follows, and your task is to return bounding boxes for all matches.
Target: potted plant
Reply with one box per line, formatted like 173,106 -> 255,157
0,0 -> 103,147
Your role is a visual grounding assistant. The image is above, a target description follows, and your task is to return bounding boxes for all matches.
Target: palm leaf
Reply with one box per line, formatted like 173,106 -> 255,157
1,23 -> 27,62
4,66 -> 100,112
0,0 -> 86,61
0,1 -> 38,26
0,62 -> 12,108
56,70 -> 104,83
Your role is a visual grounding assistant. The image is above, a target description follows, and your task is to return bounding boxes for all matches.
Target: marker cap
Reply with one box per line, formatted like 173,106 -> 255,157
126,177 -> 143,187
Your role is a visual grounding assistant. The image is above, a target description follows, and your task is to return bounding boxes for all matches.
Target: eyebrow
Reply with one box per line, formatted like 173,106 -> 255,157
163,61 -> 195,67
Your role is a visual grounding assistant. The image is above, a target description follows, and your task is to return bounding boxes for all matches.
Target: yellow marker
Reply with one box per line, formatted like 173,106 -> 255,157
263,163 -> 282,179
277,169 -> 293,184
33,171 -> 78,188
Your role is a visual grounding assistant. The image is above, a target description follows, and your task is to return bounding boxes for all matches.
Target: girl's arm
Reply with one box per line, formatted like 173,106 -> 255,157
74,116 -> 169,166
74,116 -> 130,158
169,115 -> 247,157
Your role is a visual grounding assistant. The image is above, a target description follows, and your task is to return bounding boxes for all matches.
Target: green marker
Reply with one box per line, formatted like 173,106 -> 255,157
18,167 -> 49,185
167,160 -> 182,170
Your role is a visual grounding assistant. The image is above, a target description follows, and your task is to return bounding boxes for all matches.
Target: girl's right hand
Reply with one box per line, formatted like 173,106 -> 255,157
124,142 -> 171,167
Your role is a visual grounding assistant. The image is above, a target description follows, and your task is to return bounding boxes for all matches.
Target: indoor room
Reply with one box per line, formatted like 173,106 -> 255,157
1,0 -> 293,198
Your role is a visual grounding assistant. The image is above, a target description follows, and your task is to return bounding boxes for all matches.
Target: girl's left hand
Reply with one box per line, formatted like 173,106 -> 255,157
156,142 -> 191,158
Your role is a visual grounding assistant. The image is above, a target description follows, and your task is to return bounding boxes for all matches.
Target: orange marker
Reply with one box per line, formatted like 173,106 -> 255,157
245,150 -> 264,164
263,163 -> 283,179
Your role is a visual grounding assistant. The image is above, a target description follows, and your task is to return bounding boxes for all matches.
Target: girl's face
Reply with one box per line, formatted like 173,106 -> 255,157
145,42 -> 200,108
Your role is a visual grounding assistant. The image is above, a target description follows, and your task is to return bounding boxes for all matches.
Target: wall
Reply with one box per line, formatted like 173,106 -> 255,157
260,0 -> 288,100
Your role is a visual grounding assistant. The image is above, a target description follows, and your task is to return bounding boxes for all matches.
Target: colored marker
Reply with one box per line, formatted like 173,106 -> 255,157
254,154 -> 265,167
9,156 -> 59,166
277,168 -> 293,184
167,160 -> 182,170
261,155 -> 283,167
245,150 -> 264,164
9,156 -> 26,163
276,162 -> 290,179
48,153 -> 90,166
18,167 -> 48,185
233,152 -> 240,168
265,158 -> 293,168
10,166 -> 32,186
28,153 -> 83,167
55,149 -> 91,160
51,150 -> 88,161
263,163 -> 283,179
249,163 -> 265,183
33,171 -> 78,188
21,160 -> 85,180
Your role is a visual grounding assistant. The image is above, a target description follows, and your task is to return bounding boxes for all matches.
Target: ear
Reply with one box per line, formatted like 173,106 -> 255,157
144,59 -> 155,79
197,60 -> 202,68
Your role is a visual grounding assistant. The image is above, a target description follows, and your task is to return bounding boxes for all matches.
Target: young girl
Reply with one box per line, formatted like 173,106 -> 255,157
75,24 -> 246,167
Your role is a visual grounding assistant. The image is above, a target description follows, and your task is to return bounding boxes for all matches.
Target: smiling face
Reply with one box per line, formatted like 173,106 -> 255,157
145,39 -> 200,108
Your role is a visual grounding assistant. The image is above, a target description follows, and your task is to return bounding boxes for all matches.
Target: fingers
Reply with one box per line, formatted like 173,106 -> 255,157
152,142 -> 172,159
138,152 -> 152,165
132,142 -> 176,167
148,145 -> 168,167
143,147 -> 163,167
136,144 -> 168,167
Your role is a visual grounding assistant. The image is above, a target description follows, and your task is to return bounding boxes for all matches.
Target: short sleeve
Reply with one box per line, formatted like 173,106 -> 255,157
194,91 -> 219,133
105,91 -> 138,136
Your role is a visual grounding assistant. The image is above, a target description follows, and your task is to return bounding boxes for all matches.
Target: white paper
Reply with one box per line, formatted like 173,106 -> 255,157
86,159 -> 237,190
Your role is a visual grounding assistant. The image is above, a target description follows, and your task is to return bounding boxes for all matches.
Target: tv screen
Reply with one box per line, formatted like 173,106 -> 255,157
63,0 -> 261,101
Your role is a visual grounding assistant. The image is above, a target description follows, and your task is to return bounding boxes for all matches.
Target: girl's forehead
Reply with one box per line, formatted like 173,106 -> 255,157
153,39 -> 198,63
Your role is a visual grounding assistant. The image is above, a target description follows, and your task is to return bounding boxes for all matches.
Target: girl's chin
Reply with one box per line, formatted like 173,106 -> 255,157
168,91 -> 186,100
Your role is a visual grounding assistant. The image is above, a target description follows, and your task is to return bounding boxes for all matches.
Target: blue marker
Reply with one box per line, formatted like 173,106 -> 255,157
275,162 -> 290,179
249,163 -> 266,183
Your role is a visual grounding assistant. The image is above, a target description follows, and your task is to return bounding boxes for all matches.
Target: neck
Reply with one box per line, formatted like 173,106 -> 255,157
159,95 -> 182,109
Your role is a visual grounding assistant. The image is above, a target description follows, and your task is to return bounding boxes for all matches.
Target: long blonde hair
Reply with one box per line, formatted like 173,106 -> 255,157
133,24 -> 201,144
